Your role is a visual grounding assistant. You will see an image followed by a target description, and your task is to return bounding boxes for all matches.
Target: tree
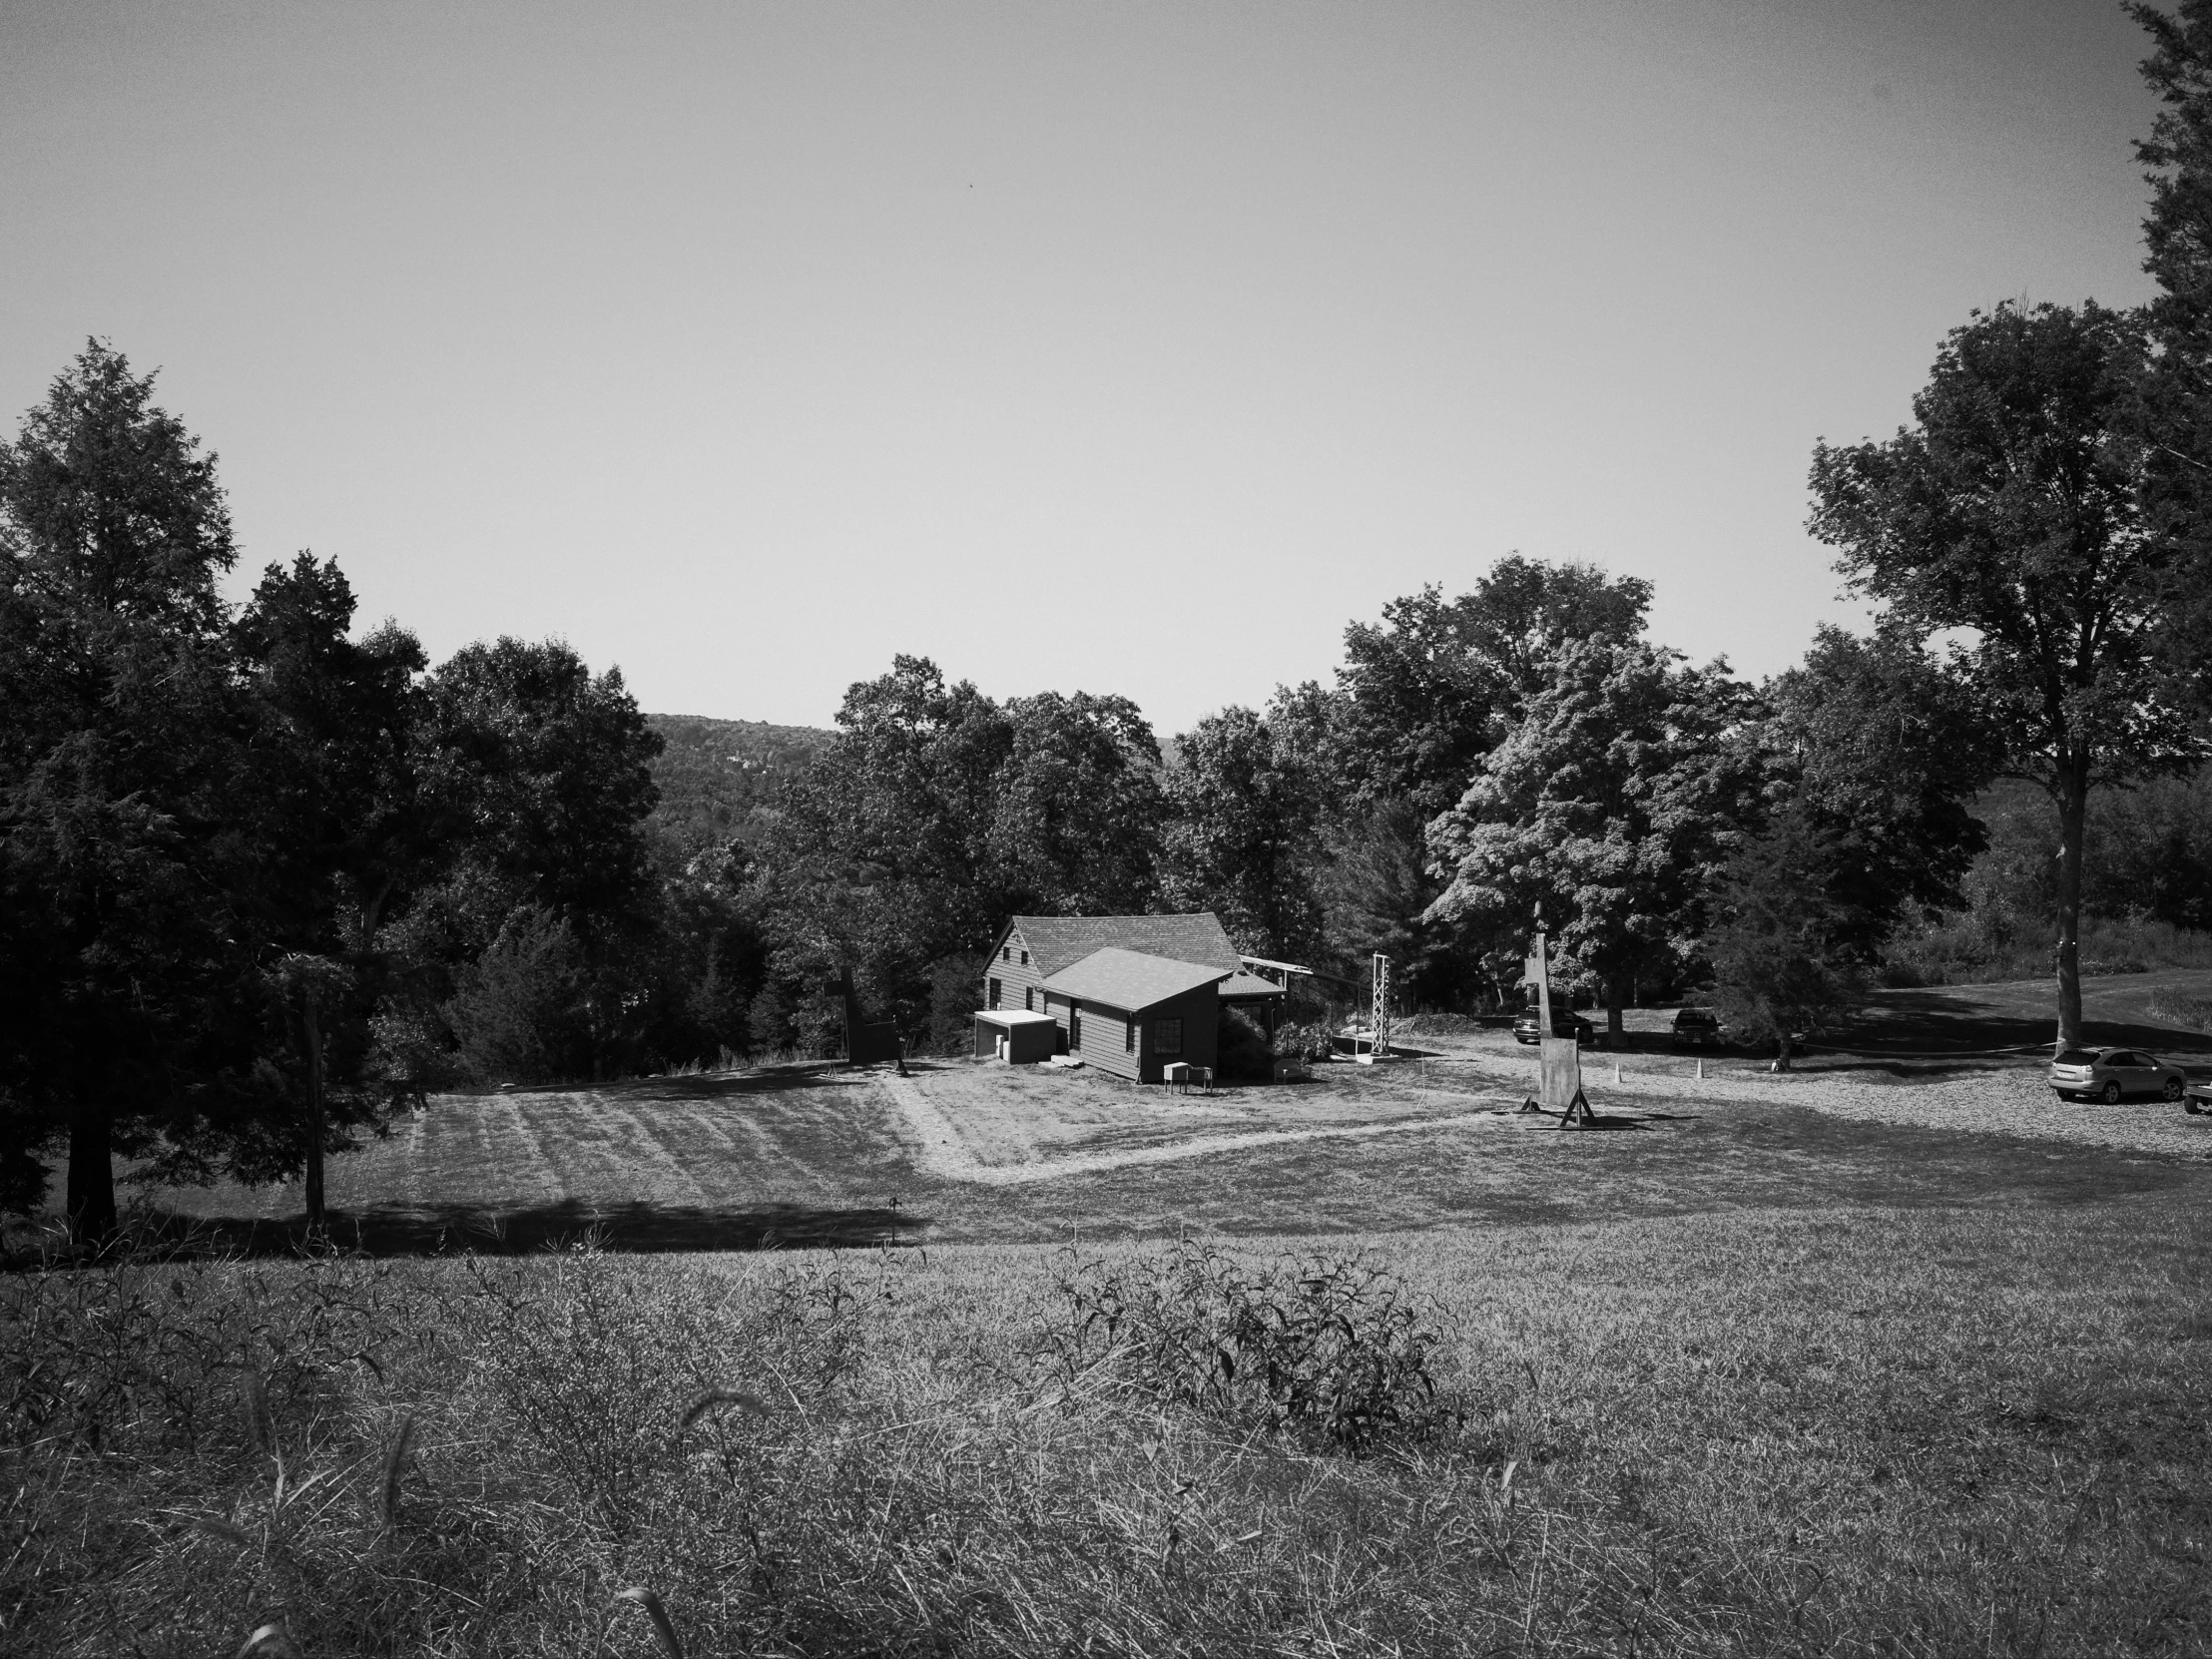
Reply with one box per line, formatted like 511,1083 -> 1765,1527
1808,300 -> 2204,1047
990,691 -> 1164,914
1424,641 -> 1766,1040
1708,809 -> 1863,1070
230,555 -> 427,1229
756,656 -> 1015,1030
1761,626 -> 2001,958
1160,704 -> 1326,960
1332,557 -> 1652,816
413,637 -> 664,1076
0,341 -> 249,1236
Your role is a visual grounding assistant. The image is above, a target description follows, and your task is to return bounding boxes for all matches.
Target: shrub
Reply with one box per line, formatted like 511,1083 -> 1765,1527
1270,1020 -> 1332,1062
1215,1008 -> 1274,1080
1040,1240 -> 1457,1452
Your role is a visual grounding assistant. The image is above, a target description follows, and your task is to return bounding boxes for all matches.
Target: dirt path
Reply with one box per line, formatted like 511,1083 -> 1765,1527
876,1072 -> 1555,1186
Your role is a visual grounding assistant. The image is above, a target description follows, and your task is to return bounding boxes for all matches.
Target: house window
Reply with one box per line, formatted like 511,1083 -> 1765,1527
1154,1018 -> 1183,1056
1070,1003 -> 1083,1050
1024,986 -> 1034,1011
1125,1016 -> 1135,1053
988,978 -> 1001,1009
1001,944 -> 1011,960
1019,949 -> 1029,965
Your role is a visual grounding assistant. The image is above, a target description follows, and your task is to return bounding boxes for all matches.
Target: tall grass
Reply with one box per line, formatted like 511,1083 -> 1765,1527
4,1207 -> 2208,1655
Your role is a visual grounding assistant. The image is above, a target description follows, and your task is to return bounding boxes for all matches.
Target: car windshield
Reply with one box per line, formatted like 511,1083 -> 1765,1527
2054,1049 -> 2099,1065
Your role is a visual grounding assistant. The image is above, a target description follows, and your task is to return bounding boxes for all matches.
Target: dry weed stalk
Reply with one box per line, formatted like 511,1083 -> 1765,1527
238,1367 -> 274,1454
376,1411 -> 416,1529
235,1621 -> 302,1658
679,1386 -> 773,1429
615,1585 -> 685,1658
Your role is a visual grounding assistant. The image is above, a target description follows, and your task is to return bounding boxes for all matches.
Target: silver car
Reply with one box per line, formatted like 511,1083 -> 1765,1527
2049,1046 -> 2187,1104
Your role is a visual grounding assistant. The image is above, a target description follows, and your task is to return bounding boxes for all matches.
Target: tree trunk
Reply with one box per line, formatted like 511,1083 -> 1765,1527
1774,1030 -> 1795,1072
1606,977 -> 1626,1048
66,1100 -> 117,1245
2054,760 -> 2090,1050
301,998 -> 326,1237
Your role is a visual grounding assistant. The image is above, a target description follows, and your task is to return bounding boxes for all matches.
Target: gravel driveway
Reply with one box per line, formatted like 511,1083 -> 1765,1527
1570,1056 -> 2212,1159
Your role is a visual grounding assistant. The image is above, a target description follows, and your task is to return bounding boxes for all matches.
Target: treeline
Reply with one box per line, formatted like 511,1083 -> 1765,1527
741,578 -> 1992,1066
0,345 -> 760,1238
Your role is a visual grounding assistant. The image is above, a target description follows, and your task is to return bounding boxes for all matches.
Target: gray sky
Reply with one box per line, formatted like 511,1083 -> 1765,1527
0,0 -> 2163,734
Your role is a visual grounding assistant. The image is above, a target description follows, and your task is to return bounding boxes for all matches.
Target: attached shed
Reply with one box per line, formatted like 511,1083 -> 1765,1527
1039,947 -> 1230,1083
972,1008 -> 1060,1064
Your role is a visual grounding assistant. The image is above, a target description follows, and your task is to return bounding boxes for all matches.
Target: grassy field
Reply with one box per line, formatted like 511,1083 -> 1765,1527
4,1204 -> 2207,1656
122,1050 -> 2212,1251
10,979 -> 2212,1655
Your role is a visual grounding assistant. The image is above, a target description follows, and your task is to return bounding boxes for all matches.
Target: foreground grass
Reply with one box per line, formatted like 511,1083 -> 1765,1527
6,1202 -> 2209,1657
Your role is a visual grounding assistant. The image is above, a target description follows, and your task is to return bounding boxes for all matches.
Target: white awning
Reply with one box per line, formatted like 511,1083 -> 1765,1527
973,1009 -> 1057,1027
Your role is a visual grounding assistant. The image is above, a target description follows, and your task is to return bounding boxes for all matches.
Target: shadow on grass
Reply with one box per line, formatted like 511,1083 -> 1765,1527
144,1197 -> 928,1259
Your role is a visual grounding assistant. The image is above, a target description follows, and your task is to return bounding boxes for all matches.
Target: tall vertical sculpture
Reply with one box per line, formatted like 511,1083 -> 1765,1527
1519,916 -> 1595,1128
1372,952 -> 1392,1059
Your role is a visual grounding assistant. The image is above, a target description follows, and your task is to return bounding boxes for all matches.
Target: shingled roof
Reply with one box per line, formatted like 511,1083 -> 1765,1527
1039,948 -> 1233,1012
1004,912 -> 1242,977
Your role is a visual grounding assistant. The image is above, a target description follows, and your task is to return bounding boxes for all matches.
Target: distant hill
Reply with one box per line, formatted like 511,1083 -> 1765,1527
645,714 -> 832,853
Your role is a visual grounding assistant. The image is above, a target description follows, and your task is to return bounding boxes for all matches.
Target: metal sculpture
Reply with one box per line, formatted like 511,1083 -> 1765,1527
1519,914 -> 1594,1128
1371,952 -> 1392,1059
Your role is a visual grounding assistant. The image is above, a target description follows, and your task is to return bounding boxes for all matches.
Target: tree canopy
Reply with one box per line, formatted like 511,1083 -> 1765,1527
1809,300 -> 2205,1044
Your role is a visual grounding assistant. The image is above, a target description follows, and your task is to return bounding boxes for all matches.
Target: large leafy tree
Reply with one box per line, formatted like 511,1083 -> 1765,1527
2129,1 -> 2212,686
1760,625 -> 2001,957
0,341 -> 250,1235
991,691 -> 1165,915
411,637 -> 664,1078
1331,557 -> 1652,817
1160,703 -> 1326,961
758,657 -> 1014,1031
1424,641 -> 1765,1039
1808,300 -> 2203,1046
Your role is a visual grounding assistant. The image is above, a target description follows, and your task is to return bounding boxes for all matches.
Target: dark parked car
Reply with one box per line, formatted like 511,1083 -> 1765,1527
2049,1046 -> 2186,1104
1671,1007 -> 1724,1049
1514,1007 -> 1594,1045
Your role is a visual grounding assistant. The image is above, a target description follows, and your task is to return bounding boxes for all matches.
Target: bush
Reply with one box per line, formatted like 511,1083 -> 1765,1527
1214,1008 -> 1273,1080
1271,1020 -> 1332,1062
1040,1240 -> 1457,1452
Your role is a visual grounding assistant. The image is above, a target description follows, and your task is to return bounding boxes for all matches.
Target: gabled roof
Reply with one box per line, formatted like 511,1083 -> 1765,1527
1002,912 -> 1242,977
1040,947 -> 1232,1012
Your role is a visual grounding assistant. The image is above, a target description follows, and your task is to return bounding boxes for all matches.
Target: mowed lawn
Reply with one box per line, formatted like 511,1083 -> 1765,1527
132,1050 -> 2212,1252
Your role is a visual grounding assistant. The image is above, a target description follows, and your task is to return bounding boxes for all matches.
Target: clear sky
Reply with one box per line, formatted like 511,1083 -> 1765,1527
0,0 -> 2165,735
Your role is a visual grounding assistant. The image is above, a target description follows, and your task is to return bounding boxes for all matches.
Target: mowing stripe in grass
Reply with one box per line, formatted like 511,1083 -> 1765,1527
877,1073 -> 1550,1186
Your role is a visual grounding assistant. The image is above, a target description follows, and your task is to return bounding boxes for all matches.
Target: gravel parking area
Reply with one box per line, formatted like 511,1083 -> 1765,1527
1533,1054 -> 2212,1159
